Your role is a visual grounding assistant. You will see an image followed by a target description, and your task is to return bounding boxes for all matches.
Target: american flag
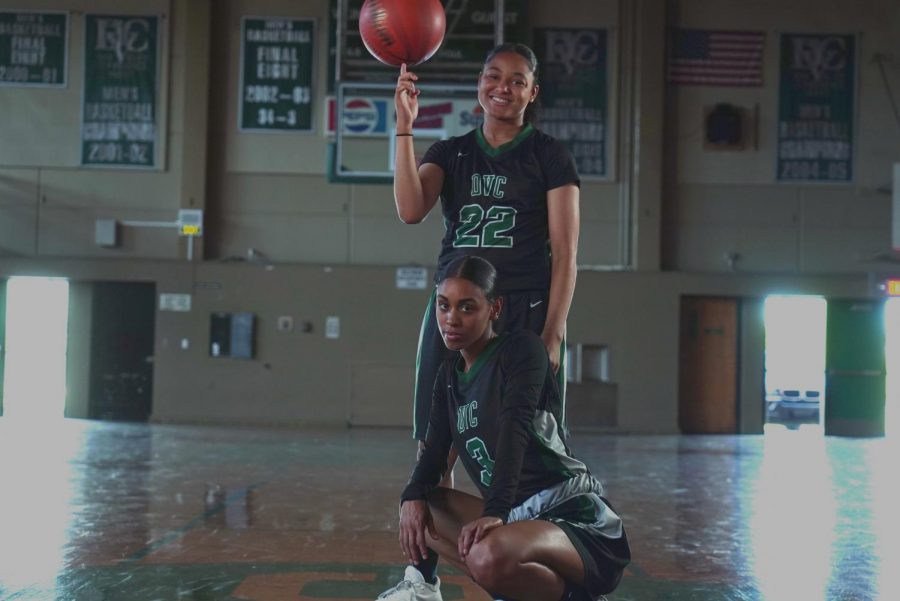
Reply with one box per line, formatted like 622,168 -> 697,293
668,29 -> 765,86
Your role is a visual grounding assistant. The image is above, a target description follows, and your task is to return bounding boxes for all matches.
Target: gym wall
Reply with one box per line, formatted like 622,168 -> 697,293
1,0 -> 898,433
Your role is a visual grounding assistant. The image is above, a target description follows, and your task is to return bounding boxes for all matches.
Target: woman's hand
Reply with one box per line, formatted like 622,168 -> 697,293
543,333 -> 562,373
399,500 -> 438,564
395,63 -> 419,133
458,516 -> 503,560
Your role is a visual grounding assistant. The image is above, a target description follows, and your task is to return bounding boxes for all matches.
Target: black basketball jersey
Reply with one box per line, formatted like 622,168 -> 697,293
402,330 -> 590,522
421,125 -> 579,294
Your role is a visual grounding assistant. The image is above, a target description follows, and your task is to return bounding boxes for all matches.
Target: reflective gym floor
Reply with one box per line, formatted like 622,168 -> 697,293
0,418 -> 895,601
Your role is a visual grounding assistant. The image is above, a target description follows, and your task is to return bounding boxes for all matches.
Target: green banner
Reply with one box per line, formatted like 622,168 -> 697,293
777,33 -> 855,183
240,17 -> 314,132
329,0 -> 527,89
81,14 -> 159,168
0,11 -> 67,86
534,28 -> 609,179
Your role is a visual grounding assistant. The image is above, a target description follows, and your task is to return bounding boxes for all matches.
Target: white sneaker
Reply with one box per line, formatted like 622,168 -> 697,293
376,565 -> 443,601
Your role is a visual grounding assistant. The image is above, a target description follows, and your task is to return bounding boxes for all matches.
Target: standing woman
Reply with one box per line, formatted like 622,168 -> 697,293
379,256 -> 629,601
394,43 -> 580,474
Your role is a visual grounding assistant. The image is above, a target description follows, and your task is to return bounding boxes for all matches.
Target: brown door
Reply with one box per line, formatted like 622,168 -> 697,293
679,296 -> 739,433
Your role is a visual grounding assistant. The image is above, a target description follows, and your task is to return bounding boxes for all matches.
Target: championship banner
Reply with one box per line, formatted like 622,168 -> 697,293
0,11 -> 67,87
239,17 -> 314,132
81,14 -> 159,168
777,33 -> 855,183
534,28 -> 609,179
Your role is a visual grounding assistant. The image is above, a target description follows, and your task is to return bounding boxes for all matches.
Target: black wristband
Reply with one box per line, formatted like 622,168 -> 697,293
396,133 -> 413,137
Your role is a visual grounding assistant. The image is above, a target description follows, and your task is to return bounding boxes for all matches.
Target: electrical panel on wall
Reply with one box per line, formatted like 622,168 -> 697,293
209,312 -> 255,359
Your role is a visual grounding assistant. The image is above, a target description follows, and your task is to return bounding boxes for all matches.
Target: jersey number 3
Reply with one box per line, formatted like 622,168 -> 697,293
453,204 -> 517,248
465,437 -> 495,486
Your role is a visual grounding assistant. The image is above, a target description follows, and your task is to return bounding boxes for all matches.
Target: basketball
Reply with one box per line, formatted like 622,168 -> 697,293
358,0 -> 446,67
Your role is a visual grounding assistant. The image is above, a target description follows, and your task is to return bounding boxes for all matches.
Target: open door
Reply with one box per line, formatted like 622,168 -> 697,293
0,279 -> 6,416
825,299 -> 886,437
679,296 -> 739,433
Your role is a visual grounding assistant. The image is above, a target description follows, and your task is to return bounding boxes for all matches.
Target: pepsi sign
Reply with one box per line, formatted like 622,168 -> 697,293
326,96 -> 389,136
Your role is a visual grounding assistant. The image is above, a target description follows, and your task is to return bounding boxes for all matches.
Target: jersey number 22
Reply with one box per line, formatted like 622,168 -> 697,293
453,204 -> 517,248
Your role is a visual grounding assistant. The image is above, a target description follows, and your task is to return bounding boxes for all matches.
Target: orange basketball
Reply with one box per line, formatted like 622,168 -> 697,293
358,0 -> 446,67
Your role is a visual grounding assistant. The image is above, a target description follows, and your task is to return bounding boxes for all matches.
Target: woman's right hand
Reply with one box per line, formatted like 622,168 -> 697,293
395,63 -> 419,133
398,499 -> 437,564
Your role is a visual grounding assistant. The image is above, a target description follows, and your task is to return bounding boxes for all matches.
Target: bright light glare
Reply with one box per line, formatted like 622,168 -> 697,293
871,437 -> 900,598
2,277 -> 69,419
763,295 -> 827,428
749,427 -> 836,598
886,299 -> 900,438
0,418 -> 84,592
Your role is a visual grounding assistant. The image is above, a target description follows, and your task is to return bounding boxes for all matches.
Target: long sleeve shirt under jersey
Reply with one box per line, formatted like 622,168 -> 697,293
401,330 -> 590,522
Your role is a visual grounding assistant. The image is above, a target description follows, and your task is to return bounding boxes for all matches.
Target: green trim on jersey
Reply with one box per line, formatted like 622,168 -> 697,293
412,289 -> 437,439
476,123 -> 535,158
456,333 -> 504,384
556,337 -> 567,431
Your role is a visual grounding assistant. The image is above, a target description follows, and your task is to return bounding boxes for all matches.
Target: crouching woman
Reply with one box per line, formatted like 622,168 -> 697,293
394,256 -> 630,601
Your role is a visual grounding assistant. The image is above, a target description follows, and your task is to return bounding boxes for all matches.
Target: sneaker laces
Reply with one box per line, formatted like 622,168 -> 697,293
377,579 -> 415,599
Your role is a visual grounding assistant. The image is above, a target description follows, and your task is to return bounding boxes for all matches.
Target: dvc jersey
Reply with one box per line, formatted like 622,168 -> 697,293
422,125 -> 579,293
403,330 -> 590,521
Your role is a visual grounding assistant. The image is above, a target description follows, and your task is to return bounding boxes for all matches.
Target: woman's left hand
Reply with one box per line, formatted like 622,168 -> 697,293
543,334 -> 561,373
399,500 -> 437,564
458,516 -> 503,559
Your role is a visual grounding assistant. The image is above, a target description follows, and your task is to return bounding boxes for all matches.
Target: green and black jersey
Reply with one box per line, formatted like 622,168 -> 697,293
421,125 -> 579,294
403,330 -> 590,522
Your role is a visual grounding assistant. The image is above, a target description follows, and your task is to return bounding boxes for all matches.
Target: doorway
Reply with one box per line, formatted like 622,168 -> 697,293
87,282 -> 156,421
1,277 -> 70,420
763,295 -> 890,437
763,295 -> 827,432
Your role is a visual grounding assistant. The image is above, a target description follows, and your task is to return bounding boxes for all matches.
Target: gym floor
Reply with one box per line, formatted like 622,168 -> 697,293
0,418 -> 894,600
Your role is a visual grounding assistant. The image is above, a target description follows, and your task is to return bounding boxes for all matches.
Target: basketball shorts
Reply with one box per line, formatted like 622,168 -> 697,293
543,496 -> 631,598
507,474 -> 631,599
412,287 -> 566,440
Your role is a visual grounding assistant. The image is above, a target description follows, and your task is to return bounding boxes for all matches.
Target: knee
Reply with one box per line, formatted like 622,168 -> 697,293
425,487 -> 453,515
465,537 -> 515,592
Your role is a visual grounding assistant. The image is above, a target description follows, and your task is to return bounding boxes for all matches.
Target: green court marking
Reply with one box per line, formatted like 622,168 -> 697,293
625,561 -> 650,578
56,563 -> 473,601
38,562 -> 765,601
